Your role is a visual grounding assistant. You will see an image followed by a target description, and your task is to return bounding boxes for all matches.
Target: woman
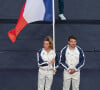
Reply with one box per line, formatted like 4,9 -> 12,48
37,36 -> 58,90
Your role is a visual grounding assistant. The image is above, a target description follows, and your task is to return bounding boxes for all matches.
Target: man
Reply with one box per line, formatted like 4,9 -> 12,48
60,35 -> 85,90
58,0 -> 66,20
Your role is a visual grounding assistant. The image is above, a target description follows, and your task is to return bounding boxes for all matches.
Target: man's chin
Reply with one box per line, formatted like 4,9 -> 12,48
71,46 -> 76,48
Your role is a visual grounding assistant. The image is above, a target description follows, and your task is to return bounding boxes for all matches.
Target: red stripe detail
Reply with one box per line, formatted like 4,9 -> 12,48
8,1 -> 28,43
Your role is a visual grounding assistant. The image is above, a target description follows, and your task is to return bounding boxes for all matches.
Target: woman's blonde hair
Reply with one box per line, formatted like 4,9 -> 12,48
44,36 -> 53,49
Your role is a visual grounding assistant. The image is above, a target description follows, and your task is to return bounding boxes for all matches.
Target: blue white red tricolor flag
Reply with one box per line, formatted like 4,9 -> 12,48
8,0 -> 52,43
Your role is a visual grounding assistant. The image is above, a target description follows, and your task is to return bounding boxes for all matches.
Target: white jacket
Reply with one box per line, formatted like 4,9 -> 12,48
60,45 -> 85,71
37,48 -> 59,70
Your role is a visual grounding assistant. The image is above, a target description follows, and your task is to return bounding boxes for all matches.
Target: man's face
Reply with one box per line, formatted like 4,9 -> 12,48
68,39 -> 77,48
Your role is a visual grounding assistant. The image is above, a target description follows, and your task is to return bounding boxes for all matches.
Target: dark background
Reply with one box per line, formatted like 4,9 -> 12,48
0,0 -> 100,90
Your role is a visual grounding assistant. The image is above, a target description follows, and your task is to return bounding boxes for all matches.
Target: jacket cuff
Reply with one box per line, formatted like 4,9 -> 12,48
75,67 -> 80,71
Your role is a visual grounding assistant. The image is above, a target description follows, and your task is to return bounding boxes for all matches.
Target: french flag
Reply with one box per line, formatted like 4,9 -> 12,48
8,0 -> 52,43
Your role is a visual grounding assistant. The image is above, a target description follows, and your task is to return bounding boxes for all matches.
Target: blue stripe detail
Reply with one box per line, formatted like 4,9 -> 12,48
76,46 -> 85,70
37,49 -> 48,66
43,0 -> 52,21
55,53 -> 59,68
60,46 -> 69,70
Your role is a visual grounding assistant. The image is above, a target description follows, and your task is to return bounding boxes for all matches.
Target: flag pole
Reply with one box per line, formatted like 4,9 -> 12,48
52,0 -> 56,71
52,0 -> 55,51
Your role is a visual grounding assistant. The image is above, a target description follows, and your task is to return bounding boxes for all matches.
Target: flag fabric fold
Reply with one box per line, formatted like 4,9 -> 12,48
8,0 -> 52,43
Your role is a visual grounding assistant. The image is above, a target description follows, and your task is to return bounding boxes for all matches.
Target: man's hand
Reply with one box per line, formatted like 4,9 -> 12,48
51,59 -> 55,63
69,69 -> 76,74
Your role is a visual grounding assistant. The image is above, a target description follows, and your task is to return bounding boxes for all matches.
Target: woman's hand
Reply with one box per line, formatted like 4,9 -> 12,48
51,59 -> 55,63
53,69 -> 57,73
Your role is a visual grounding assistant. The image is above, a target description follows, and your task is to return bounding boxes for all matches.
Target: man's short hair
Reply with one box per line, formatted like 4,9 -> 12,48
68,35 -> 77,41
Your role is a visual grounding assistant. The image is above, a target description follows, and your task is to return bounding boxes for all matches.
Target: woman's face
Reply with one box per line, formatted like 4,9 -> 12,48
43,41 -> 50,50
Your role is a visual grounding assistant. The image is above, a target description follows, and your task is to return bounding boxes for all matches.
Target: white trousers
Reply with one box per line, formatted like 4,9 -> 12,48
38,69 -> 53,90
63,70 -> 80,90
